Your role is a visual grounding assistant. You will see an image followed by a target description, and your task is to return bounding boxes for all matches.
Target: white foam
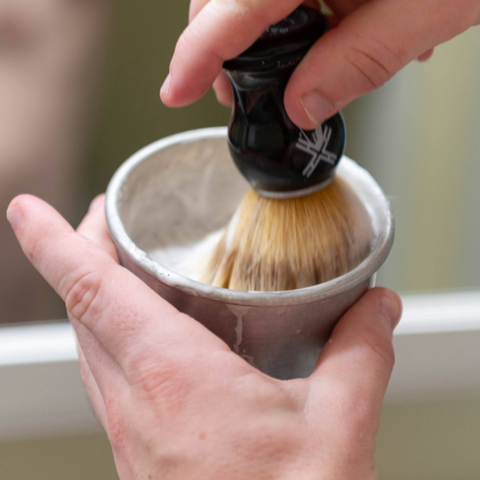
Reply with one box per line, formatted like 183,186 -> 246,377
148,228 -> 224,282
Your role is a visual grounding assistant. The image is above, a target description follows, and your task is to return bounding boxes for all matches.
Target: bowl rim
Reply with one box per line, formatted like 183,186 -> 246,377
106,127 -> 394,307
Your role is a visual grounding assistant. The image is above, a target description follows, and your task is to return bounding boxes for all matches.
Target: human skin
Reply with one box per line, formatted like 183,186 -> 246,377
160,0 -> 480,129
8,194 -> 401,479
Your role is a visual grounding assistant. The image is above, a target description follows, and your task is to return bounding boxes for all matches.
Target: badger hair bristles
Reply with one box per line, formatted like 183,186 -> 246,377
201,177 -> 372,292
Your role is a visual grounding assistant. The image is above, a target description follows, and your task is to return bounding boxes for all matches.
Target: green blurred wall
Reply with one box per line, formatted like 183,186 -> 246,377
0,433 -> 117,480
85,0 -> 230,198
342,29 -> 480,293
376,398 -> 480,480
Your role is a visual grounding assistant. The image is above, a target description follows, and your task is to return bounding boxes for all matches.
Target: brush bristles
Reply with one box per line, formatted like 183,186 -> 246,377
201,177 -> 373,292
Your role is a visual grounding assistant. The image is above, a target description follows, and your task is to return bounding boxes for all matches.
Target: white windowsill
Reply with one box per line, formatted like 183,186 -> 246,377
1,290 -> 480,441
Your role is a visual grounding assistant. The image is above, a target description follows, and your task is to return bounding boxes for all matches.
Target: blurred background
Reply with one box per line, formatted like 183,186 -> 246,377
0,0 -> 479,478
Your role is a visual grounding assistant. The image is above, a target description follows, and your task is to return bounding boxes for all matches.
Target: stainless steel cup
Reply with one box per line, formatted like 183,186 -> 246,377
106,127 -> 394,380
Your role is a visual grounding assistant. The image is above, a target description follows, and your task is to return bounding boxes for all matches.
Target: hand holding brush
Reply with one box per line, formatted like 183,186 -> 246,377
162,0 -> 480,129
162,0 -> 480,292
202,6 -> 372,291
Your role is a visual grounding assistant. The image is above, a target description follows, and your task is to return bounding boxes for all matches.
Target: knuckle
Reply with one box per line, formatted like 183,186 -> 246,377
345,40 -> 401,91
177,26 -> 197,53
217,0 -> 258,16
238,426 -> 302,465
27,234 -> 52,265
65,269 -> 103,323
234,372 -> 301,413
131,353 -> 195,412
226,0 -> 270,23
211,0 -> 279,49
176,23 -> 224,69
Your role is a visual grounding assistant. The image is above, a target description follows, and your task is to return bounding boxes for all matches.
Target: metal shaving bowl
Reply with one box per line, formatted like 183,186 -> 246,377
106,127 -> 394,380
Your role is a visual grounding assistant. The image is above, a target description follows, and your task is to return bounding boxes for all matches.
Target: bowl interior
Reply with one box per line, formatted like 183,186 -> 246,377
108,128 -> 393,303
117,134 -> 249,254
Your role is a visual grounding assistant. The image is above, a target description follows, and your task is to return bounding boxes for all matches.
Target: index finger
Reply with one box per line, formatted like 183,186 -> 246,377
77,194 -> 119,262
161,0 -> 303,107
7,195 -> 229,376
189,0 -> 210,22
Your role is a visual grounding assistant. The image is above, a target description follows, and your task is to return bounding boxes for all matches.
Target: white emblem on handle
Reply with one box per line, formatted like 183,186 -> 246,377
296,125 -> 338,178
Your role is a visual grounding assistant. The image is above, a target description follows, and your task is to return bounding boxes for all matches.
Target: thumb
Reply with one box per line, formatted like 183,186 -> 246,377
309,288 -> 402,416
285,0 -> 478,129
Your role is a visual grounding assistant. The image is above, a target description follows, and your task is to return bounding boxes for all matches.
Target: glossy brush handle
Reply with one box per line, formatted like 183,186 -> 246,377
223,6 -> 345,198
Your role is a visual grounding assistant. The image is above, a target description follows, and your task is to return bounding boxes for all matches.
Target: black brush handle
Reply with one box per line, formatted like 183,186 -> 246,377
223,6 -> 345,198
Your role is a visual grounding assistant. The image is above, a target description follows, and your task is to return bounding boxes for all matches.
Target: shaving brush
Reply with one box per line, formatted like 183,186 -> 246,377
202,6 -> 372,291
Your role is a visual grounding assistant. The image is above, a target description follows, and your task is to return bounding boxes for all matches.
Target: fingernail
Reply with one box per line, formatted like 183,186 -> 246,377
417,48 -> 434,62
380,293 -> 402,329
89,195 -> 104,213
6,204 -> 21,233
300,91 -> 334,126
160,73 -> 171,98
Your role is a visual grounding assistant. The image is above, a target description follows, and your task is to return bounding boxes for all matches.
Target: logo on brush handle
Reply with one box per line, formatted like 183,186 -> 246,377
296,125 -> 338,178
223,7 -> 345,196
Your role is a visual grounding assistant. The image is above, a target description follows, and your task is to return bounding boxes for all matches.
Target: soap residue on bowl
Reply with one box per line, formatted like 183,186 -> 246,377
148,228 -> 224,282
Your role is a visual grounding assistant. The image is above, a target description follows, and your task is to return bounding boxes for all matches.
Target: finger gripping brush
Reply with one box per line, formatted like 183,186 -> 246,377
224,6 -> 345,198
202,6 -> 373,292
